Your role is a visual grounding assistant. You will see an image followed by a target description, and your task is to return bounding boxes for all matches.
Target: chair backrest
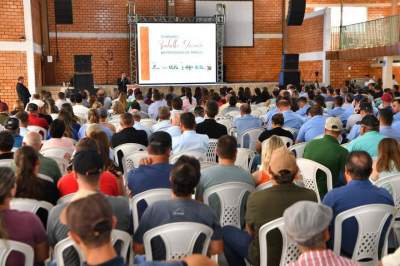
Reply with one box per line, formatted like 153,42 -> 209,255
131,189 -> 172,232
226,110 -> 240,118
140,119 -> 156,129
0,159 -> 14,168
203,182 -> 255,228
37,173 -> 54,183
235,148 -> 256,172
289,142 -> 307,158
279,136 -> 293,148
259,217 -> 301,266
296,158 -> 333,202
170,151 -> 206,164
0,239 -> 34,266
333,204 -> 395,264
113,143 -> 147,169
239,128 -> 264,151
206,139 -> 218,163
374,174 -> 400,221
53,229 -> 131,266
143,222 -> 213,261
10,198 -> 53,215
27,126 -> 47,140
256,181 -> 274,191
41,147 -> 71,160
57,193 -> 76,205
124,151 -> 149,174
216,118 -> 233,133
282,127 -> 299,139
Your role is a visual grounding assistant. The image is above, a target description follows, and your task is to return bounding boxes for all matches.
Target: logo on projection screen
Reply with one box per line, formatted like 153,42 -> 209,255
137,23 -> 217,84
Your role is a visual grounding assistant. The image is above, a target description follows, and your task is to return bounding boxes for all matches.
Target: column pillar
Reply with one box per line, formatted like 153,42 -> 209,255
392,0 -> 398,15
382,56 -> 394,89
167,0 -> 175,16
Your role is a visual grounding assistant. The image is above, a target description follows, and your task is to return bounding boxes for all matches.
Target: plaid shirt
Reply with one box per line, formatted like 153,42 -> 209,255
288,250 -> 359,266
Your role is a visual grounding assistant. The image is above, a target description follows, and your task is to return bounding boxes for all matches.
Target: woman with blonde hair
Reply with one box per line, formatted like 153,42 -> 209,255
111,101 -> 125,116
371,138 -> 400,181
252,135 -> 286,185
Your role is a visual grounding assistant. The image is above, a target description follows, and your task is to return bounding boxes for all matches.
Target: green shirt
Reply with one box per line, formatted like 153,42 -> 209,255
303,135 -> 349,198
245,183 -> 317,266
38,154 -> 62,183
346,131 -> 386,157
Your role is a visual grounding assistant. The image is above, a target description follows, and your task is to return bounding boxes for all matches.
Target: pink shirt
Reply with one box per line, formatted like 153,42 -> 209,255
181,96 -> 197,112
41,138 -> 75,156
288,250 -> 359,266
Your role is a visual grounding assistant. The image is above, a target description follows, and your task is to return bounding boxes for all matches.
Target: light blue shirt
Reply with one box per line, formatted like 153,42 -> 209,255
296,115 -> 326,142
234,115 -> 262,136
346,131 -> 386,157
327,107 -> 348,122
380,126 -> 400,140
267,110 -> 304,130
166,126 -> 181,138
148,100 -> 168,120
134,123 -> 152,138
394,112 -> 400,122
295,104 -> 311,117
77,123 -> 113,140
152,120 -> 172,132
263,107 -> 277,124
347,124 -> 361,141
172,130 -> 209,154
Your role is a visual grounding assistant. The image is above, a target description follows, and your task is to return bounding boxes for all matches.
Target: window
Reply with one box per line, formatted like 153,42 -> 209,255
315,7 -> 368,27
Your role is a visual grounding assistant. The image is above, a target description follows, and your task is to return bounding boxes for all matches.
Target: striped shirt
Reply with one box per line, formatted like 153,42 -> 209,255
288,250 -> 359,266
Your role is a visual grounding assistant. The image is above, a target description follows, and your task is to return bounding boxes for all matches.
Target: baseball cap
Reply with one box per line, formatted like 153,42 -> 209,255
381,93 -> 393,103
269,147 -> 298,175
61,193 -> 113,241
325,117 -> 342,132
283,201 -> 332,245
149,131 -> 172,149
5,117 -> 19,130
73,150 -> 104,176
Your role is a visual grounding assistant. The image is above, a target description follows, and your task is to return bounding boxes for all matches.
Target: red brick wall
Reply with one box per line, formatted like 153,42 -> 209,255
0,52 -> 27,104
330,59 -> 375,87
287,15 -> 324,54
34,53 -> 42,87
254,0 -> 283,33
368,7 -> 400,20
300,61 -> 323,83
0,0 -> 25,41
31,0 -> 42,45
175,0 -> 195,17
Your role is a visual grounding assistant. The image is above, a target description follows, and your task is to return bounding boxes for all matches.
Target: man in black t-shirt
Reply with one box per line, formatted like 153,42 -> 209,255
256,113 -> 293,153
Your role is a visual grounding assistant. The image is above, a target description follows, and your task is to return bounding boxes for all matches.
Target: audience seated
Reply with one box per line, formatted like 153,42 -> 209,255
196,135 -> 255,202
370,138 -> 400,181
196,100 -> 227,139
152,106 -> 173,132
98,108 -> 116,133
133,156 -> 223,259
58,103 -> 81,140
0,131 -> 15,160
379,108 -> 400,140
172,113 -> 209,155
193,106 -> 205,124
296,106 -> 326,143
267,99 -> 303,130
222,147 -> 318,266
257,113 -> 294,152
15,111 -> 29,138
148,90 -> 168,120
127,131 -> 172,198
42,119 -> 75,157
181,87 -> 197,112
97,89 -> 113,110
0,167 -> 49,265
72,93 -> 89,122
347,115 -> 386,157
347,101 -> 373,140
55,91 -> 67,110
322,151 -> 394,258
253,135 -> 286,185
295,97 -> 310,117
57,138 -> 121,197
111,112 -> 148,148
23,132 -> 62,183
78,109 -> 113,140
234,103 -> 262,136
284,201 -> 358,266
392,98 -> 400,122
220,94 -> 240,116
27,103 -> 49,129
326,96 -> 348,123
47,149 -> 130,266
303,117 -> 349,197
134,91 -> 149,114
4,117 -> 22,148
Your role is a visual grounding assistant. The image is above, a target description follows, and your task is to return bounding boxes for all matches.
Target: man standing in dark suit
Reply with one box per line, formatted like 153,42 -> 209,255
117,72 -> 130,94
16,76 -> 31,107
196,100 -> 227,139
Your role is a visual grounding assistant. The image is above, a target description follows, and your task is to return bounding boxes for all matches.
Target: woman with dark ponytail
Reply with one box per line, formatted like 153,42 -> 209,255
0,167 -> 49,265
182,87 -> 197,112
14,146 -> 59,206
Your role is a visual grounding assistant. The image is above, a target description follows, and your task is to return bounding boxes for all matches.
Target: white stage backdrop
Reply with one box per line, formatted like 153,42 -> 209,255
137,23 -> 217,85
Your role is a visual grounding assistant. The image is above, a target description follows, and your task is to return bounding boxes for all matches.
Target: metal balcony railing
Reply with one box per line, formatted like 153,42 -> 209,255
331,15 -> 400,51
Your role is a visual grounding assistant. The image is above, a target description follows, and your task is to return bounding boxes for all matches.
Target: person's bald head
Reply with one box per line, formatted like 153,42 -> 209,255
23,131 -> 42,151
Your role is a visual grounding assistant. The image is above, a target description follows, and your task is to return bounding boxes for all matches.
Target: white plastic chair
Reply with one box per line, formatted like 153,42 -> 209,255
256,181 -> 274,191
27,125 -> 47,140
289,142 -> 307,158
239,128 -> 264,151
0,159 -> 14,168
38,173 -> 54,183
259,217 -> 301,266
333,204 -> 395,265
203,182 -> 255,228
113,143 -> 147,171
41,147 -> 72,160
53,229 -> 132,266
296,158 -> 333,202
170,151 -> 206,164
206,139 -> 218,163
226,110 -> 240,118
131,189 -> 172,232
57,193 -> 76,205
282,127 -> 299,139
10,198 -> 53,215
235,148 -> 256,172
140,119 -> 156,129
374,174 -> 400,244
279,136 -> 293,148
0,239 -> 34,266
216,118 -> 233,133
124,151 -> 149,174
143,222 -> 213,261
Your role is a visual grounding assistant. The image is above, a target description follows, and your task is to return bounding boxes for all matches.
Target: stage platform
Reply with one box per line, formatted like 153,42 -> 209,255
41,82 -> 278,98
